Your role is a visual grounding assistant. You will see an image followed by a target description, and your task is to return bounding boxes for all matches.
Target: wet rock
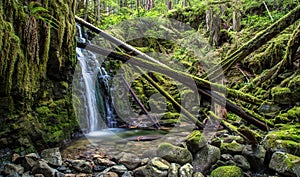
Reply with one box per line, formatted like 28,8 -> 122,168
242,145 -> 266,171
157,143 -> 192,165
179,163 -> 193,177
31,160 -> 56,177
141,148 -> 157,159
220,141 -> 244,154
133,157 -> 170,177
66,159 -> 92,173
34,174 -> 44,177
41,148 -> 62,166
233,155 -> 250,170
185,130 -> 207,153
110,165 -> 127,175
269,151 -> 300,176
210,166 -> 243,177
119,153 -> 141,170
168,163 -> 180,177
192,145 -> 220,173
4,163 -> 24,175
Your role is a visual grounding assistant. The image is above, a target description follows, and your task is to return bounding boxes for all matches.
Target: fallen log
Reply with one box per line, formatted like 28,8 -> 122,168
77,42 -> 263,105
205,4 -> 300,79
77,43 -> 270,131
121,75 -> 160,129
75,18 -> 269,130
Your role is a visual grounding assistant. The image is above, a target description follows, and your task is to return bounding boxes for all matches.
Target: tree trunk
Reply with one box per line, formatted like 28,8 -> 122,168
232,0 -> 241,31
84,0 -> 90,21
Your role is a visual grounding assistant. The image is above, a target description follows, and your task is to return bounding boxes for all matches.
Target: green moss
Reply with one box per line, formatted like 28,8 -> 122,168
210,166 -> 243,177
271,87 -> 292,104
263,125 -> 300,156
220,141 -> 244,154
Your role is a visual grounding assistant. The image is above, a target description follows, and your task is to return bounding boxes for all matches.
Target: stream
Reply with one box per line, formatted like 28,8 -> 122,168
62,127 -> 192,159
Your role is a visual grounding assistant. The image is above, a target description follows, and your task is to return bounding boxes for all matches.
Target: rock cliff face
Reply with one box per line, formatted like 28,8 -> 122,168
0,0 -> 78,153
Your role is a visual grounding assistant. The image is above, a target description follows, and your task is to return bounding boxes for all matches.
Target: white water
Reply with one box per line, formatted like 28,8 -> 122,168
75,25 -> 117,132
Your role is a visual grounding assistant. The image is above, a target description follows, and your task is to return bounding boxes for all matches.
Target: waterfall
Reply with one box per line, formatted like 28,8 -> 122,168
75,25 -> 117,132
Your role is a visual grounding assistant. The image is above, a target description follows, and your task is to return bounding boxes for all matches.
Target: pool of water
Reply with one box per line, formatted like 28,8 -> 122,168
62,127 -> 192,158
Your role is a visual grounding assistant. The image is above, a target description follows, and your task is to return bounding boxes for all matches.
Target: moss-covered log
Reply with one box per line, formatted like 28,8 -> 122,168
206,4 -> 300,79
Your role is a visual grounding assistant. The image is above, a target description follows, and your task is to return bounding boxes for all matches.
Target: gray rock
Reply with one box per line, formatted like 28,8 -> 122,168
269,151 -> 300,177
66,159 -> 92,173
103,172 -> 118,177
31,160 -> 56,177
4,164 -> 24,175
16,153 -> 39,171
110,165 -> 127,175
185,130 -> 207,153
157,143 -> 192,165
179,163 -> 193,177
168,163 -> 180,177
22,171 -> 34,177
119,153 -> 141,170
122,171 -> 133,177
221,154 -> 233,161
141,148 -> 157,159
233,155 -> 250,170
192,172 -> 205,177
94,158 -> 116,167
40,148 -> 62,166
192,145 -> 220,173
133,157 -> 170,177
242,145 -> 266,171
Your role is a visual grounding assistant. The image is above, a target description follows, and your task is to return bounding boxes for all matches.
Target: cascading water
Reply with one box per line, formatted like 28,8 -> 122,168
75,25 -> 117,132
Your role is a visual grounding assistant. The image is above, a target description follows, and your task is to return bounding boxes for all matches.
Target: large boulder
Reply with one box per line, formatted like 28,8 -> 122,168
185,130 -> 207,153
269,151 -> 300,176
210,166 -> 243,177
41,147 -> 63,166
119,153 -> 141,170
157,143 -> 192,165
192,145 -> 220,173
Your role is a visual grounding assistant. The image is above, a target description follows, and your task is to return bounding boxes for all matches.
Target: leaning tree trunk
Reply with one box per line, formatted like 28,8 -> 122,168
206,4 -> 300,80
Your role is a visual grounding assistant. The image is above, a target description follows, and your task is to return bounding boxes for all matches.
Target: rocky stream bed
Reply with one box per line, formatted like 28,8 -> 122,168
1,125 -> 300,177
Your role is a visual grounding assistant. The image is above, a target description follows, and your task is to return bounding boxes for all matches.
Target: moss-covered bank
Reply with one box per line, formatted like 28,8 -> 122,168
0,0 -> 77,154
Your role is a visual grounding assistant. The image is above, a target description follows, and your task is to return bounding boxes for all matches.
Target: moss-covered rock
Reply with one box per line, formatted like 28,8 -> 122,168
220,141 -> 244,154
185,130 -> 207,153
269,152 -> 300,177
271,87 -> 292,104
157,143 -> 192,165
210,166 -> 243,177
263,125 -> 300,156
